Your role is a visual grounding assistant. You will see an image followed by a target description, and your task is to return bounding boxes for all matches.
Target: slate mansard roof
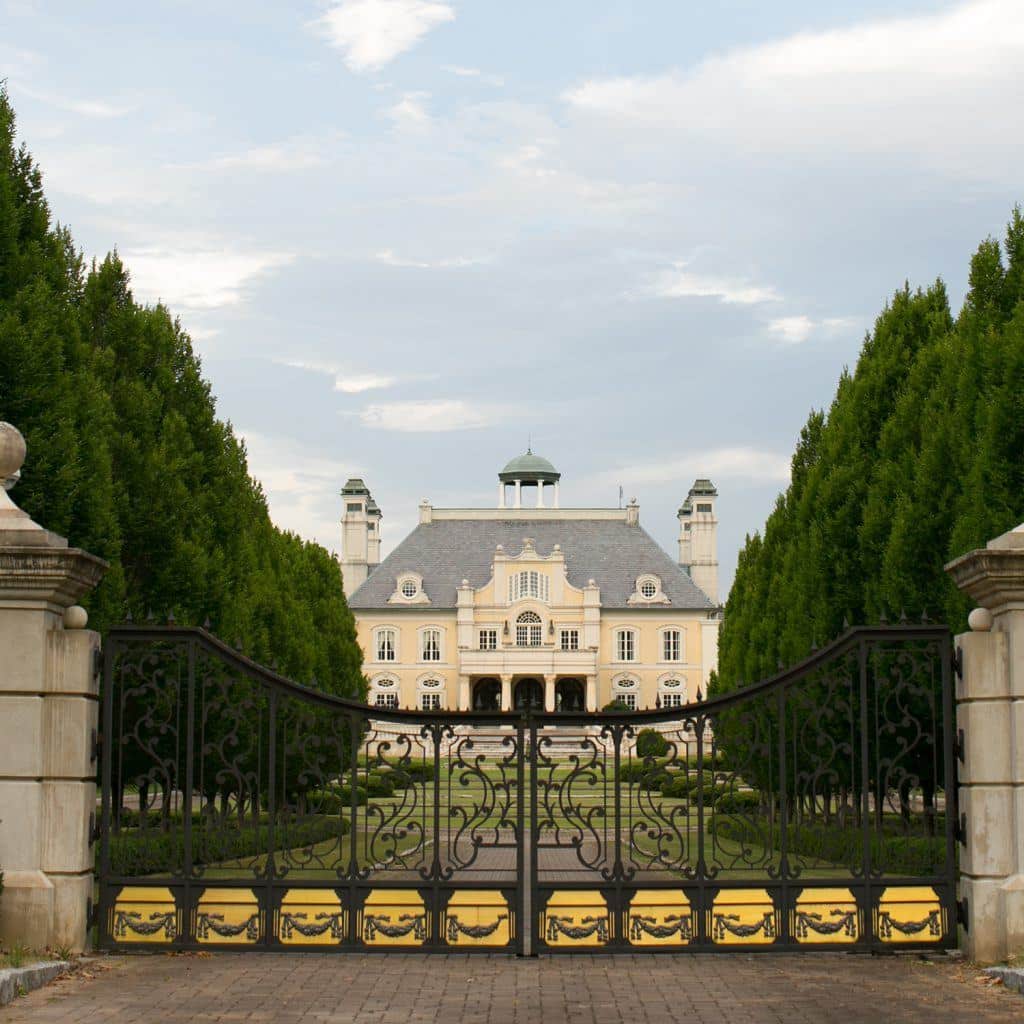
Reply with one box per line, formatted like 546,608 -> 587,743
347,518 -> 714,611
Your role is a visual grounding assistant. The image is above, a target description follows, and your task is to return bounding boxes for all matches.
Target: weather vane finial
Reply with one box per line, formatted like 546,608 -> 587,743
527,432 -> 532,454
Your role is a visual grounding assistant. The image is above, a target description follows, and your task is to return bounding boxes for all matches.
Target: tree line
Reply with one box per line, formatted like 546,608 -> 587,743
0,88 -> 364,700
715,207 -> 1024,692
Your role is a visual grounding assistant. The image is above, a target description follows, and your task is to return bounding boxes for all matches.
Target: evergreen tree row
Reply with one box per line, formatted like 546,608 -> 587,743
0,89 -> 364,700
715,208 -> 1024,693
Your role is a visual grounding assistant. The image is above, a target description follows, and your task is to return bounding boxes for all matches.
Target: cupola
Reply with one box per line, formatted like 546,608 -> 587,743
498,449 -> 560,508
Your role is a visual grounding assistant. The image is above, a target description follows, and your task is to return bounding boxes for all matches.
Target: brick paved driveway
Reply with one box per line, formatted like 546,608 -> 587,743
2,952 -> 1019,1024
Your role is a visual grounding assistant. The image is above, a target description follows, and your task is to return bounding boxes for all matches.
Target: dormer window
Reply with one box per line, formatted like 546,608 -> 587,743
389,573 -> 429,604
629,574 -> 668,605
509,570 -> 550,603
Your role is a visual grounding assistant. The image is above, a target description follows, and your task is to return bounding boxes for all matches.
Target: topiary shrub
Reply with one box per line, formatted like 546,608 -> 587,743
635,729 -> 669,759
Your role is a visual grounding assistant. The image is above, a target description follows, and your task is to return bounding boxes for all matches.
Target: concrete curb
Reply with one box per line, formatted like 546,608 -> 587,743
984,966 -> 1024,995
0,961 -> 70,1006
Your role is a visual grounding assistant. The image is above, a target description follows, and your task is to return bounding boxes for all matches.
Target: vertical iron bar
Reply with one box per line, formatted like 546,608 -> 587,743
695,711 -> 706,945
516,714 -> 527,956
777,684 -> 789,945
942,633 -> 957,943
266,689 -> 278,947
612,722 -> 624,882
529,711 -> 539,956
182,637 -> 196,943
431,722 -> 443,947
858,637 -> 872,945
348,715 -> 360,945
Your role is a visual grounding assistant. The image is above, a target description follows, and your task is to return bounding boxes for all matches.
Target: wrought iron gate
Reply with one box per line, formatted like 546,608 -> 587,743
97,622 -> 959,953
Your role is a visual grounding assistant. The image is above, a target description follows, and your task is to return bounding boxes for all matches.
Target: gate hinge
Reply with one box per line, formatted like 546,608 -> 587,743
93,646 -> 104,683
953,728 -> 965,765
955,811 -> 968,848
952,645 -> 963,680
957,896 -> 969,932
86,897 -> 97,930
91,728 -> 100,764
88,811 -> 101,847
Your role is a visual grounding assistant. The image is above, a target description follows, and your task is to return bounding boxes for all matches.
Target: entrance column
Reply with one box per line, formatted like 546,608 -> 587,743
585,675 -> 597,712
500,674 -> 513,712
544,674 -> 556,713
457,675 -> 470,711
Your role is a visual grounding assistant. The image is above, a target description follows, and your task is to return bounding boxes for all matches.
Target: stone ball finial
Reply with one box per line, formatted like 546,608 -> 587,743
0,422 -> 27,489
63,605 -> 89,630
968,607 -> 993,632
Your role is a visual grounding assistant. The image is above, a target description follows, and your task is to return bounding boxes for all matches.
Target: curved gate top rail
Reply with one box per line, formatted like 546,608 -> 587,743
96,622 -> 959,954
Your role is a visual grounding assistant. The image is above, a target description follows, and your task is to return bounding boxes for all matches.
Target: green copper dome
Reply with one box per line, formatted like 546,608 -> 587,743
499,450 -> 560,482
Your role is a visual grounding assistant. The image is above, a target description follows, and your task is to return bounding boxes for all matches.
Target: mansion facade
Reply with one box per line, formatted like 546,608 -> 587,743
342,452 -> 721,714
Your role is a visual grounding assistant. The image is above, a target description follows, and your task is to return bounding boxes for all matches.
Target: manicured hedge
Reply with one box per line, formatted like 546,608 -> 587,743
710,818 -> 945,876
635,729 -> 670,759
107,815 -> 347,877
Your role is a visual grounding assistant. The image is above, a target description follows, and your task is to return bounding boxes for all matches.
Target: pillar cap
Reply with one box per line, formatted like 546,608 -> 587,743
946,529 -> 1024,614
0,422 -> 72,548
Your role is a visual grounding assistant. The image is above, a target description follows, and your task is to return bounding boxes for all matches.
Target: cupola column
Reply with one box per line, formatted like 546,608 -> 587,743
498,481 -> 505,509
514,480 -> 522,508
553,481 -> 560,508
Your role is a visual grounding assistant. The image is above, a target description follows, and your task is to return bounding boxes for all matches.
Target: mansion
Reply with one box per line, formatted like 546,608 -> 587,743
341,452 -> 721,714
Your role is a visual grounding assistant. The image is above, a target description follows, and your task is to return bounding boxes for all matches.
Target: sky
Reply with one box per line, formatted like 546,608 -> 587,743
3,0 -> 1023,598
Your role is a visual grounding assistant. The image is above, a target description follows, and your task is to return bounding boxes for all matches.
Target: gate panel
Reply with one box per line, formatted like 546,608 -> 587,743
530,625 -> 958,953
97,626 -> 524,953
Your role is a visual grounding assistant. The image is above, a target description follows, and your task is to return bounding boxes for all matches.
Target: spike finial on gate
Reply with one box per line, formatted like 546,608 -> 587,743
879,609 -> 888,624
125,609 -> 133,624
811,638 -> 818,652
167,610 -> 175,625
899,609 -> 908,624
146,609 -> 156,623
842,616 -> 850,631
235,638 -> 243,651
203,617 -> 211,630
921,608 -> 930,623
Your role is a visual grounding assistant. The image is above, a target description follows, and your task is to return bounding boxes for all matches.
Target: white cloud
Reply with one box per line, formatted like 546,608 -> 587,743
375,248 -> 488,269
599,447 -> 792,488
123,248 -> 295,310
648,263 -> 781,305
204,139 -> 333,172
281,359 -> 399,393
358,399 -> 508,432
314,0 -> 455,73
442,64 -> 504,86
562,0 -> 1024,178
767,315 -> 856,344
386,91 -> 432,132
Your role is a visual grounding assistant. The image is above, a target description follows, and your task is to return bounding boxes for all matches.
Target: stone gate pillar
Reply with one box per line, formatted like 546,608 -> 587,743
946,523 -> 1024,962
0,423 -> 107,952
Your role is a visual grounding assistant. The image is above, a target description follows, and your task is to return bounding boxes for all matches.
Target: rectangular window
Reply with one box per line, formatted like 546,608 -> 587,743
374,692 -> 398,709
347,503 -> 362,512
617,693 -> 638,711
661,693 -> 683,709
697,503 -> 712,513
479,628 -> 498,650
662,629 -> 681,662
559,628 -> 580,651
422,629 -> 441,661
376,629 -> 396,662
616,630 -> 636,662
421,693 -> 441,711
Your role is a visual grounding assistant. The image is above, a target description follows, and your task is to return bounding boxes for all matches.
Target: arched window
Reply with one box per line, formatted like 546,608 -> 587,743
509,571 -> 550,603
375,627 -> 397,662
659,677 -> 687,709
516,611 -> 543,647
615,628 -> 637,662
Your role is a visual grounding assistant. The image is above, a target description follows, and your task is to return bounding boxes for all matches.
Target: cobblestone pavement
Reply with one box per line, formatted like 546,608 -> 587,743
2,952 -> 1019,1024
